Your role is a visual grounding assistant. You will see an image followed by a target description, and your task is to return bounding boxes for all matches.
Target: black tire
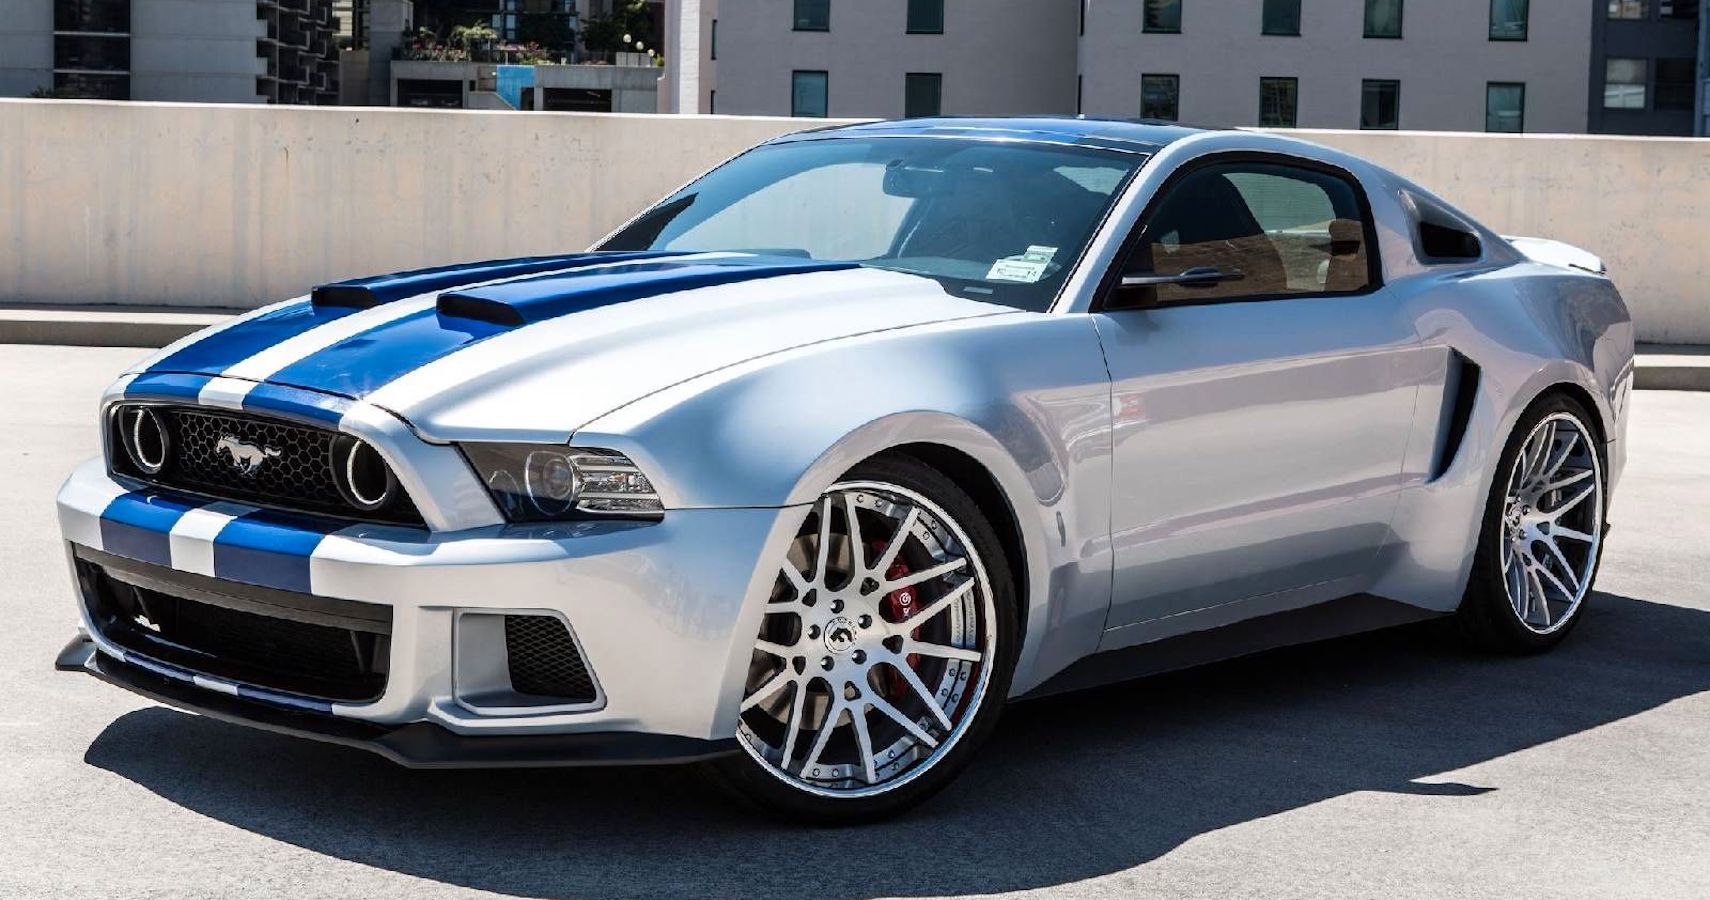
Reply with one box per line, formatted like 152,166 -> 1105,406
710,453 -> 1020,825
1455,392 -> 1606,653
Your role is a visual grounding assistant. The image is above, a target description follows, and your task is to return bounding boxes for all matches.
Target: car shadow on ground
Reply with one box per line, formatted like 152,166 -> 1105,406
85,592 -> 1710,899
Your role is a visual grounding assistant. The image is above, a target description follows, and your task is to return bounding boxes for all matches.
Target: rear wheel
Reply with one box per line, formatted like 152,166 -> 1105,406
1457,394 -> 1605,652
715,454 -> 1018,824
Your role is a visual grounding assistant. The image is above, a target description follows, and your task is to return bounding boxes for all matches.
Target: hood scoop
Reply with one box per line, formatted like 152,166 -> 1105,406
310,252 -> 680,310
436,257 -> 860,328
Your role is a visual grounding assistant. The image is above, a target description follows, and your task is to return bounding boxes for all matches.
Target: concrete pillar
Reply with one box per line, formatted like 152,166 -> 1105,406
368,0 -> 412,107
663,0 -> 700,113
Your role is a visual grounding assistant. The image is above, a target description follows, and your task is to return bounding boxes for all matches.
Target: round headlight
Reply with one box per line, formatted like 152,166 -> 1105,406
524,450 -> 581,517
331,436 -> 397,512
120,406 -> 171,476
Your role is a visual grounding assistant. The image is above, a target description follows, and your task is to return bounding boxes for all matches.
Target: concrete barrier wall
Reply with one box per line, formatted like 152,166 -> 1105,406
1,100 -> 1706,342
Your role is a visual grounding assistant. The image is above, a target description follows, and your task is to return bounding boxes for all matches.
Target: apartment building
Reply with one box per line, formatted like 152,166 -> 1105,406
669,0 -> 1705,134
0,0 -> 341,103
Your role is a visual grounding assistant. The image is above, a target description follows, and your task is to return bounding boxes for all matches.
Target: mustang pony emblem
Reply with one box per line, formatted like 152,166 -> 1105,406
216,436 -> 281,475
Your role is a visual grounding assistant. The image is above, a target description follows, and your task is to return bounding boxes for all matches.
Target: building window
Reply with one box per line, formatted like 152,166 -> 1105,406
907,0 -> 944,34
1259,77 -> 1298,126
709,89 -> 716,114
1144,0 -> 1182,33
1661,0 -> 1697,18
1080,0 -> 1087,35
1606,0 -> 1646,18
1141,74 -> 1179,121
54,0 -> 130,33
794,0 -> 829,31
710,19 -> 716,59
53,34 -> 129,71
792,70 -> 829,117
1077,74 -> 1084,114
1603,58 -> 1647,108
1485,82 -> 1524,132
1656,58 -> 1696,110
1360,79 -> 1400,129
1262,0 -> 1301,35
1364,0 -> 1402,38
905,72 -> 942,117
1489,0 -> 1527,40
53,71 -> 127,99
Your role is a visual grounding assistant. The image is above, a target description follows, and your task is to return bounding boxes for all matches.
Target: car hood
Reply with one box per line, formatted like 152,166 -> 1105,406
131,252 -> 1013,441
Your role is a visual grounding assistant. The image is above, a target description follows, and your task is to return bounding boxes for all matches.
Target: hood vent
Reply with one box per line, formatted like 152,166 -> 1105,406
436,258 -> 860,328
309,252 -> 679,310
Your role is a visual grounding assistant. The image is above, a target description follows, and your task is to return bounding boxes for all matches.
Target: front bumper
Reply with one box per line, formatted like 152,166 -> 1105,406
56,635 -> 737,767
57,458 -> 803,759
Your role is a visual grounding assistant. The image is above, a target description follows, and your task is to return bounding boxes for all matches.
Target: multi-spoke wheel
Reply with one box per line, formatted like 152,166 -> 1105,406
1459,394 -> 1606,650
716,454 -> 1017,823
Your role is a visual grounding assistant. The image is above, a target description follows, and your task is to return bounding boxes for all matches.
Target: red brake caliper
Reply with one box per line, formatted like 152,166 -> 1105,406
873,541 -> 924,701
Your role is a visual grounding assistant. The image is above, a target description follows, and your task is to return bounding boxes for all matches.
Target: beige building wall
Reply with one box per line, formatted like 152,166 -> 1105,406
1079,0 -> 1593,132
706,0 -> 1079,118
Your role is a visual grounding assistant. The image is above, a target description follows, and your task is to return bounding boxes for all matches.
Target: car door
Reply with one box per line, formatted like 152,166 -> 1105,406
1092,153 -> 1423,645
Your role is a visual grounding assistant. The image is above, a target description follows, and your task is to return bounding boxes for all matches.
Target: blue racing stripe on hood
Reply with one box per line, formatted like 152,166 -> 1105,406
264,256 -> 859,400
144,252 -> 688,377
125,372 -> 215,402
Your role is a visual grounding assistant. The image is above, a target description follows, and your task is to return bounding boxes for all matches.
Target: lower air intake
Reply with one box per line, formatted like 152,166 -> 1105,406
504,615 -> 597,702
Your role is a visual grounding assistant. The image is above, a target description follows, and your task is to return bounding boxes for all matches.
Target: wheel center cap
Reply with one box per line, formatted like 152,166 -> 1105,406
823,616 -> 859,655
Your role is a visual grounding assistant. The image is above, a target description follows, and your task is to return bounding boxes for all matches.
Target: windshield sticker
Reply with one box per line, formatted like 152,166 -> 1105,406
986,246 -> 1058,284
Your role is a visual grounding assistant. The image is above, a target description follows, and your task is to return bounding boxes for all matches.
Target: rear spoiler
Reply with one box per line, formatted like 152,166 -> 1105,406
1503,236 -> 1607,276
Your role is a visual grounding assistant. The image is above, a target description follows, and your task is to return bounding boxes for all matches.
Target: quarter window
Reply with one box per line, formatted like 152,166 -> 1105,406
1603,58 -> 1646,109
1364,0 -> 1403,38
1123,161 -> 1373,304
791,70 -> 828,117
1361,79 -> 1400,129
1489,0 -> 1527,39
1262,0 -> 1301,35
907,0 -> 944,34
1141,74 -> 1179,121
1259,77 -> 1298,127
793,0 -> 829,31
1144,0 -> 1182,33
1486,82 -> 1524,132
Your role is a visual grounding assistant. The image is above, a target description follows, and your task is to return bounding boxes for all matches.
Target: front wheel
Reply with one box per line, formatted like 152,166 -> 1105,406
1457,394 -> 1606,652
714,454 -> 1019,824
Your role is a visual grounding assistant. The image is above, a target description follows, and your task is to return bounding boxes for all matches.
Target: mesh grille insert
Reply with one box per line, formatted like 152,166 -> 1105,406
111,405 -> 423,526
504,615 -> 597,702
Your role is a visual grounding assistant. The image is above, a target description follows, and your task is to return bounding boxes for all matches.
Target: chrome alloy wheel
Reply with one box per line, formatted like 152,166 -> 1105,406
1499,412 -> 1603,634
736,481 -> 996,798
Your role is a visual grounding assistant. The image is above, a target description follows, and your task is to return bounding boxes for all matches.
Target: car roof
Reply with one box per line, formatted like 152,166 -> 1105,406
769,116 -> 1213,155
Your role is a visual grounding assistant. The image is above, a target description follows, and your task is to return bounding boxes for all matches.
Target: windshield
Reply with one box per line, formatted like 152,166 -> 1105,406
600,137 -> 1145,312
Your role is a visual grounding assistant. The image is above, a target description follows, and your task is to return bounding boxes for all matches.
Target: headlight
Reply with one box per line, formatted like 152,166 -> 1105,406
461,444 -> 663,521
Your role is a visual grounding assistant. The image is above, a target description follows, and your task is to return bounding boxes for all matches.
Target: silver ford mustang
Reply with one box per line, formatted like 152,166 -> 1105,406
54,118 -> 1633,823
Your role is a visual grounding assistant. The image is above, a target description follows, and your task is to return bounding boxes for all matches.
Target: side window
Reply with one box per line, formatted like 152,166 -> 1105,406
1124,160 -> 1373,304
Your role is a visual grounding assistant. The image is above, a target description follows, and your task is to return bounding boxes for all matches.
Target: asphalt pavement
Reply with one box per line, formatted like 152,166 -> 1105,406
2,344 -> 1706,899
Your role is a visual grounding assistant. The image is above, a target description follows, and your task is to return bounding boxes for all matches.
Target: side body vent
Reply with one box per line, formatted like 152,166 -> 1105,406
504,615 -> 597,702
1431,350 -> 1482,481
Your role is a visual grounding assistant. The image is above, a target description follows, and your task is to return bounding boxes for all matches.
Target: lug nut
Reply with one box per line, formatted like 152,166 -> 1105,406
859,614 -> 873,628
853,649 -> 867,664
821,656 -> 833,670
830,598 -> 844,614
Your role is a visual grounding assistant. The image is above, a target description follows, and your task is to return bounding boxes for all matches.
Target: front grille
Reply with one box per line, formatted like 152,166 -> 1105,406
110,404 -> 422,526
504,615 -> 597,702
77,548 -> 391,702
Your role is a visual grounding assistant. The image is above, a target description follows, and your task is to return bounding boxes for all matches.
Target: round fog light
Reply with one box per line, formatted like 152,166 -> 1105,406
121,407 -> 171,475
332,436 -> 397,512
